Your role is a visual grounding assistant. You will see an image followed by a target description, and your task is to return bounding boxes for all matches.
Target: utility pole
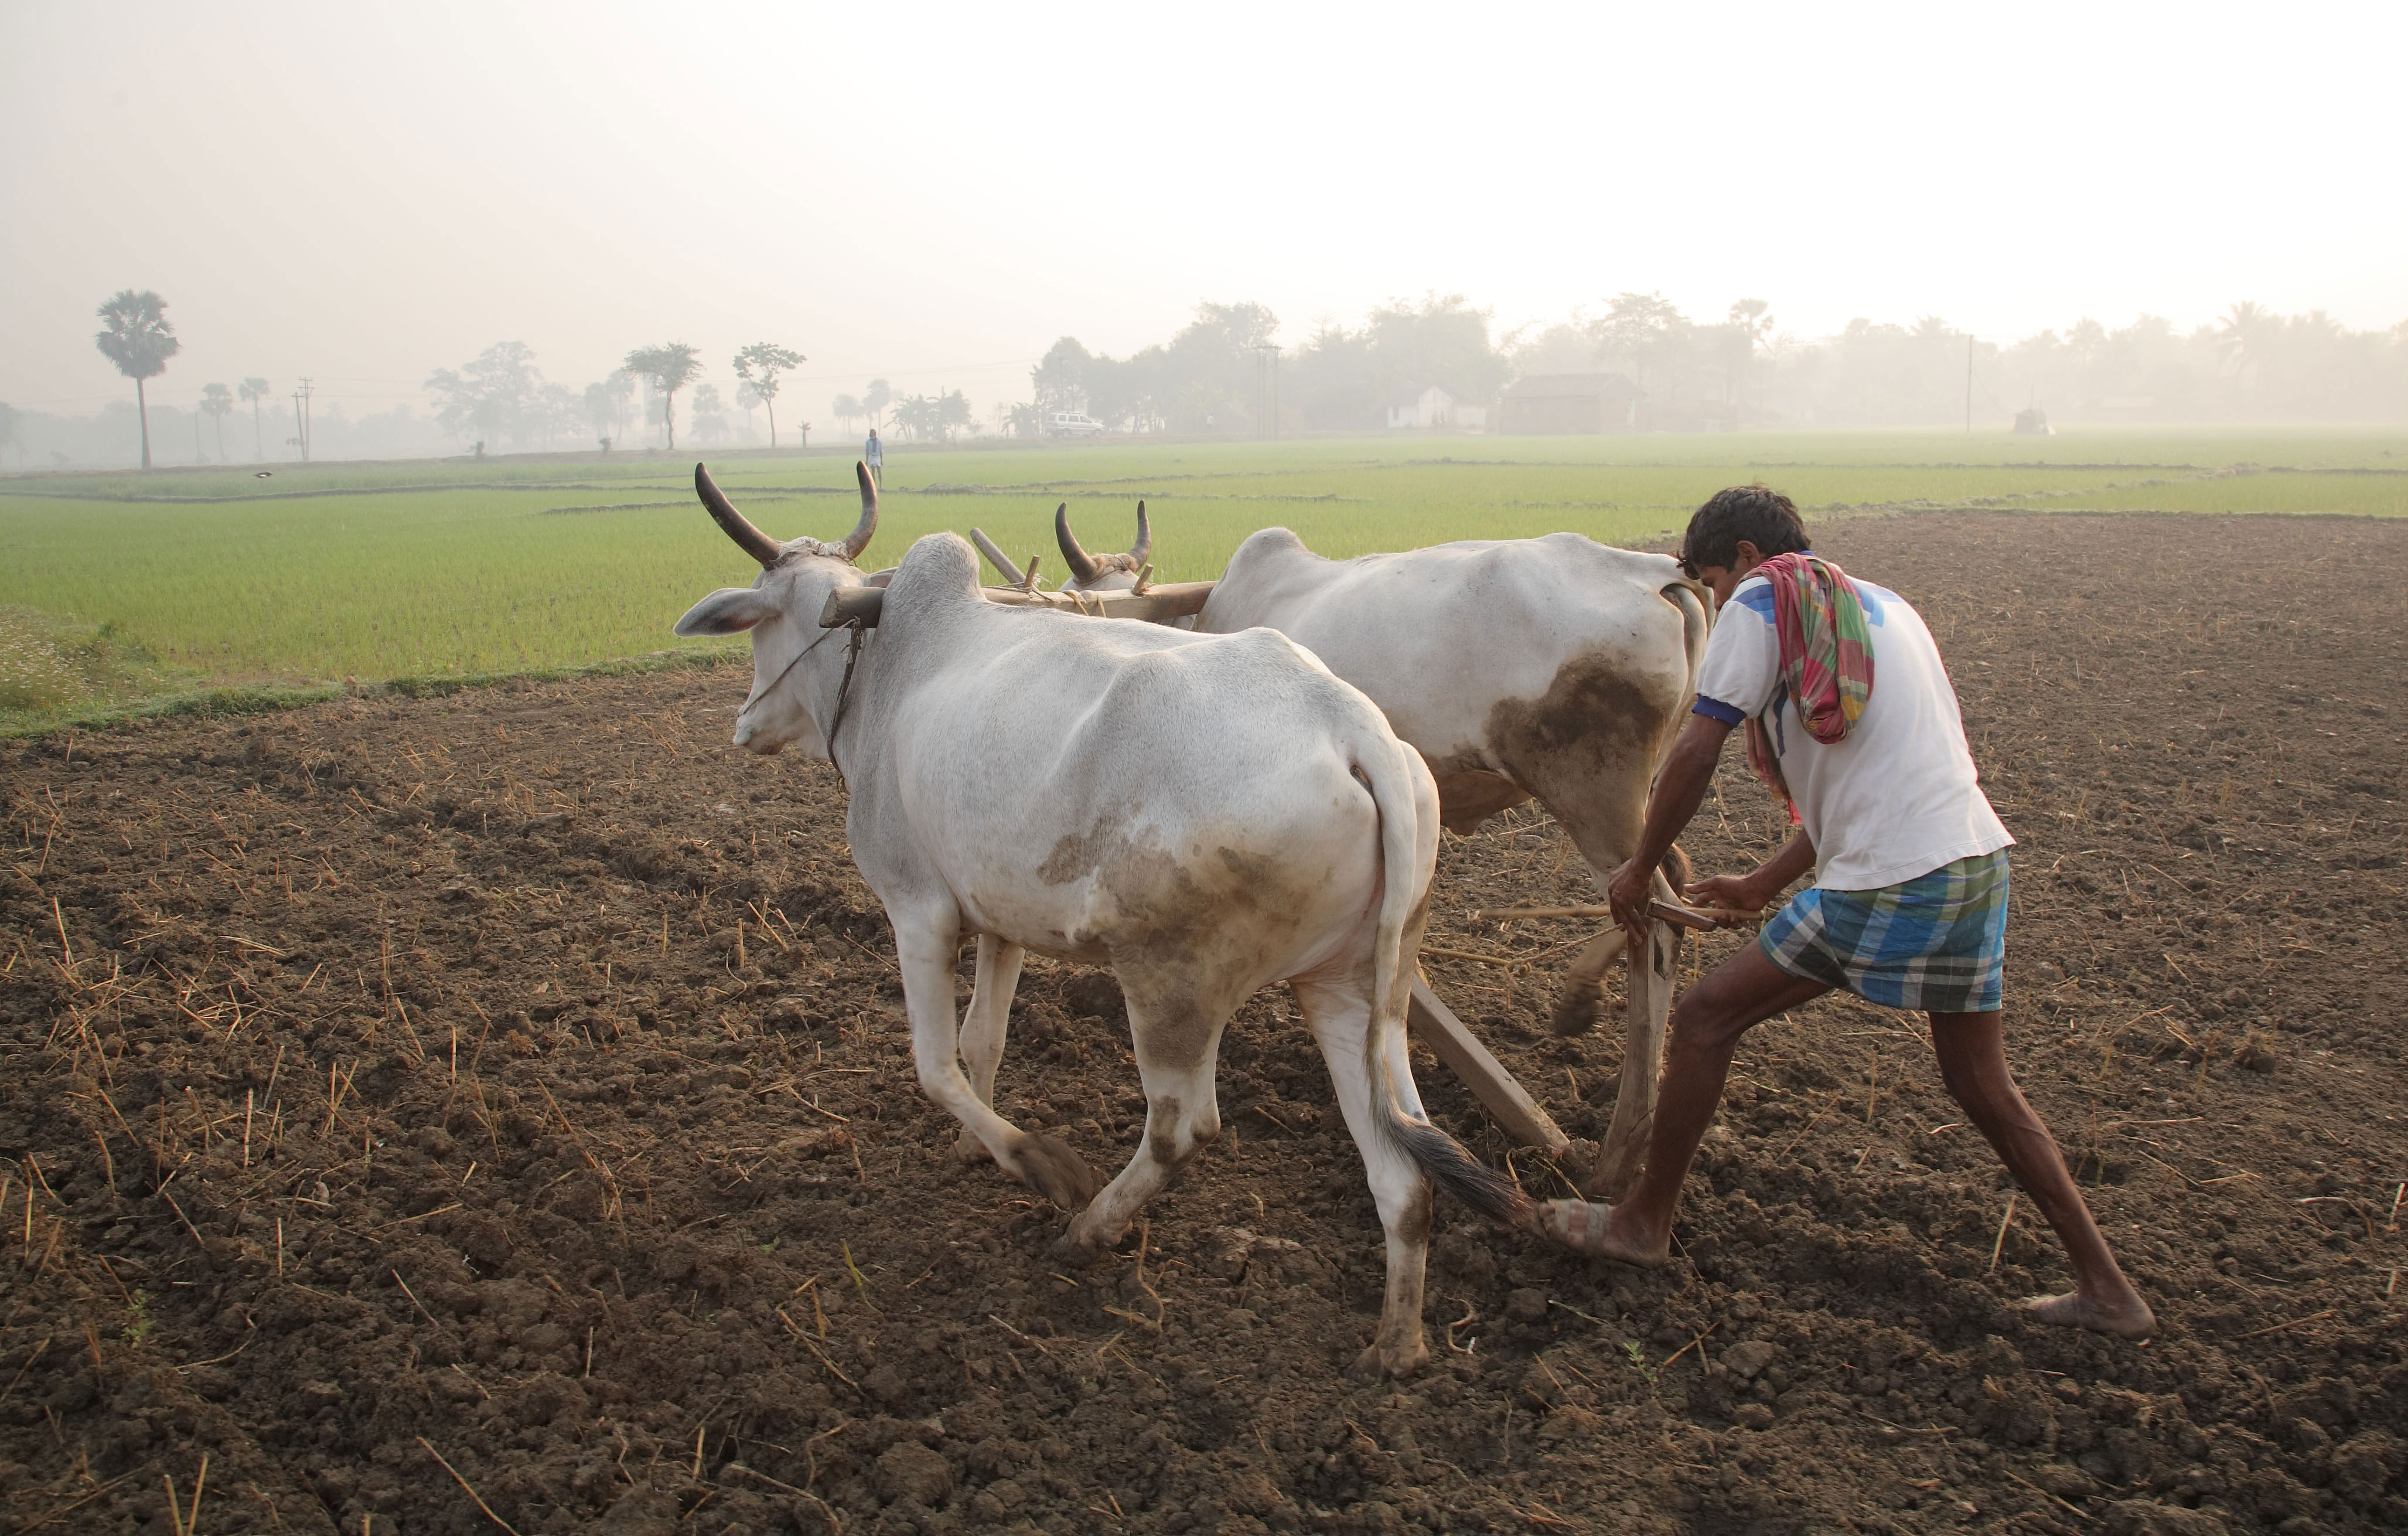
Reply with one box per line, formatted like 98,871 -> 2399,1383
291,378 -> 315,463
1964,336 -> 1974,433
1261,346 -> 1281,442
1253,344 -> 1281,440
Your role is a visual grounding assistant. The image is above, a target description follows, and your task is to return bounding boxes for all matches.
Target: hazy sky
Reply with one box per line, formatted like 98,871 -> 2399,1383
5,0 -> 2402,427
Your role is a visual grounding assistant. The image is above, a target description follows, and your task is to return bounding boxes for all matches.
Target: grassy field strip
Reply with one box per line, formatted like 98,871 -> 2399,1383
4,429 -> 2404,733
8,424 -> 2397,503
0,479 -> 698,505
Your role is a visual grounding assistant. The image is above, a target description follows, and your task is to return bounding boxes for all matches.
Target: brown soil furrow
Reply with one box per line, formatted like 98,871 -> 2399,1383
0,512 -> 2402,1534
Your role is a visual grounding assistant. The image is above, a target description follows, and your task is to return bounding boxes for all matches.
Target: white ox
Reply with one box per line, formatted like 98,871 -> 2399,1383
1027,507 -> 1712,1196
674,465 -> 1532,1377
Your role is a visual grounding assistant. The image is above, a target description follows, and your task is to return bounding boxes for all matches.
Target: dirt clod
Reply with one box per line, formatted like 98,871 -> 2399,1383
595,1486 -> 683,1536
877,1437 -> 956,1506
1063,969 -> 1125,1020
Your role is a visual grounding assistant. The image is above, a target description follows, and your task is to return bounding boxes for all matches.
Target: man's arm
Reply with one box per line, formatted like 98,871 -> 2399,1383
1689,828 -> 1816,912
1604,712 -> 1730,936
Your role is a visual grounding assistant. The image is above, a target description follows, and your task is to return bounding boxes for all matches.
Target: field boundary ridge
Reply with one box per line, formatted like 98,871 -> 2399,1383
1,646 -> 738,741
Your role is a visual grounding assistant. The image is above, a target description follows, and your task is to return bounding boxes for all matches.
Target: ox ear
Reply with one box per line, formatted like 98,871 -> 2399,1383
674,586 -> 781,637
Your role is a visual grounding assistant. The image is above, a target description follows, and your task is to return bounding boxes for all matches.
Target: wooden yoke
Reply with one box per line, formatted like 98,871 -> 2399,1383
819,580 -> 1217,630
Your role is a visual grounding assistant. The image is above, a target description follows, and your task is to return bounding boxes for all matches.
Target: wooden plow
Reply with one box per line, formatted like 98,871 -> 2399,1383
827,564 -> 1702,1203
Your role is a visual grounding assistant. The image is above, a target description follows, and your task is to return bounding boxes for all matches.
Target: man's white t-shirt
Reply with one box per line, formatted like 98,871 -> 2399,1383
1693,569 -> 2012,891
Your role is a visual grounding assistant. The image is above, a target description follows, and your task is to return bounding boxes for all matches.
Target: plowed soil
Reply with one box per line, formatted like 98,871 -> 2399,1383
3,511 -> 2404,1536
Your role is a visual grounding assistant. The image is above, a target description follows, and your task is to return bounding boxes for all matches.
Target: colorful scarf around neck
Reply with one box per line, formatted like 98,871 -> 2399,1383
1741,550 -> 1875,817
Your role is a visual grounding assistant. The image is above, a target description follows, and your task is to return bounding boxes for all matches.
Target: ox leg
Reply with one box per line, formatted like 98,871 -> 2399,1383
1292,976 -> 1435,1381
1585,916 -> 1680,1200
894,918 -> 1097,1211
1548,927 -> 1628,1037
1060,989 -> 1227,1261
951,934 -> 1025,1164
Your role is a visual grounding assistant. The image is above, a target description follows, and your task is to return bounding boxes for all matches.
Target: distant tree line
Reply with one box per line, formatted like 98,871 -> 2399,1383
830,380 -> 891,435
1026,294 -> 1744,435
13,288 -> 2406,474
1018,293 -> 2408,434
1514,295 -> 2408,428
1977,305 -> 2408,427
412,339 -> 808,455
9,303 -> 818,469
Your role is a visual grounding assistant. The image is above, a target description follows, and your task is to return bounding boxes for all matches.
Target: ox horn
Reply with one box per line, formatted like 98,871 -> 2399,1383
1126,501 -> 1151,567
841,461 -> 879,561
968,527 -> 1024,584
1054,502 -> 1100,585
695,462 -> 787,568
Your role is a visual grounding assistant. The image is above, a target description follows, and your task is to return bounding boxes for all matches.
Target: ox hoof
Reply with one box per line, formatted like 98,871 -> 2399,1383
1010,1134 -> 1100,1213
1549,982 -> 1602,1038
951,1128 -> 993,1166
1350,1337 -> 1429,1381
1050,1227 -> 1116,1268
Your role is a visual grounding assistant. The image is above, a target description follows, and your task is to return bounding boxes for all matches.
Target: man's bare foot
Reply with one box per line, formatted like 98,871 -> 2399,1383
2019,1290 -> 2155,1339
1539,1200 -> 1671,1265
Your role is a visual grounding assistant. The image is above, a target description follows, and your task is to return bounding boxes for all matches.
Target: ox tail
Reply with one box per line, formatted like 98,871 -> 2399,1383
1353,734 -> 1539,1234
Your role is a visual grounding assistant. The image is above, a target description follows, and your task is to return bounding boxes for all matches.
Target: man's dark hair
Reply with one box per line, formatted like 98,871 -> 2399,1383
1679,485 -> 1810,574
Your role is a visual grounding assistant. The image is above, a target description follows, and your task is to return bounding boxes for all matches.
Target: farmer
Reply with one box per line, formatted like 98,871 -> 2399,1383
1543,485 -> 2154,1338
864,427 -> 884,488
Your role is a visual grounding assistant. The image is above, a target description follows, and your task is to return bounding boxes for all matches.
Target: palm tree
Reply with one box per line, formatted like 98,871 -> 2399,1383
584,381 -> 620,449
937,389 -> 973,440
1590,291 -> 1687,397
863,377 -> 892,430
2218,302 -> 2279,394
199,383 -> 235,462
689,383 -> 731,445
1724,299 -> 1772,413
623,343 -> 704,449
831,393 -> 863,434
94,290 -> 180,469
731,342 -> 804,448
239,378 -> 271,460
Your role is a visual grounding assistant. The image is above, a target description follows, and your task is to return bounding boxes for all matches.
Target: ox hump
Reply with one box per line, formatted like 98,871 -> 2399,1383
881,533 -> 988,617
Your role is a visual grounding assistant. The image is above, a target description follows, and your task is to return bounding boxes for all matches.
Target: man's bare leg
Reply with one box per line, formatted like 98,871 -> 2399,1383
1928,1010 -> 2155,1338
1543,942 -> 1826,1263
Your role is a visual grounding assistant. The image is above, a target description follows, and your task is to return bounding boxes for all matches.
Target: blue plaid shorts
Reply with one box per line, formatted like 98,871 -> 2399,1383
1758,851 -> 2008,1013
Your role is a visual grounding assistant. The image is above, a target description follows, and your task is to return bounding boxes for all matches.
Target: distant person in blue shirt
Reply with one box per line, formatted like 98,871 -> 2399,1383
865,429 -> 884,488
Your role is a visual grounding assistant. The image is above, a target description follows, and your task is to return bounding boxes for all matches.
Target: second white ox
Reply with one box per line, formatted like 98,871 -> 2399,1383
1022,507 -> 1711,1196
674,465 -> 1531,1377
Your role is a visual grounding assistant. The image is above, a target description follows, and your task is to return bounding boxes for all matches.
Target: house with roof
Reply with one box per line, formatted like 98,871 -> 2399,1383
1385,385 -> 1486,432
1498,373 -> 1641,434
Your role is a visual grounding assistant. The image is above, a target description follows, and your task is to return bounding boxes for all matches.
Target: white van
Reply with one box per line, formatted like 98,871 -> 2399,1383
1045,412 -> 1107,437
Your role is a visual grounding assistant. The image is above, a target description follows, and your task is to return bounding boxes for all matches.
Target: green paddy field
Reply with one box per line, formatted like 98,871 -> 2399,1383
2,428 -> 2403,731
